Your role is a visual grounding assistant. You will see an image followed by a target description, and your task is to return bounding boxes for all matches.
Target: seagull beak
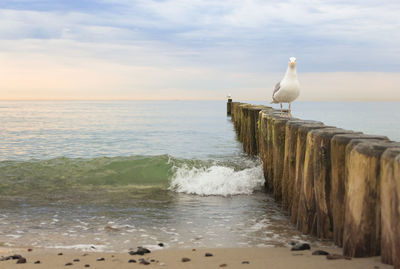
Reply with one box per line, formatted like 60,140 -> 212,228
290,62 -> 295,67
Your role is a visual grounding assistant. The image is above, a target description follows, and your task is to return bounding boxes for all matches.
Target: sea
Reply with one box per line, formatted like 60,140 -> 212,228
0,100 -> 399,252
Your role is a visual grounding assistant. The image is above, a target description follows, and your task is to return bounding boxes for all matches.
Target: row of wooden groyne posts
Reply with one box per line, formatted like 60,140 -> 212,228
227,100 -> 400,268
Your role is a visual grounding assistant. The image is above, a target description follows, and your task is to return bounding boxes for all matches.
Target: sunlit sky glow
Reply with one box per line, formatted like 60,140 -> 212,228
1,0 -> 400,101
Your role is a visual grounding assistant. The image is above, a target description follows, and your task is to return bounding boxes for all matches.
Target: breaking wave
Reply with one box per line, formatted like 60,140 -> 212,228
0,155 -> 264,197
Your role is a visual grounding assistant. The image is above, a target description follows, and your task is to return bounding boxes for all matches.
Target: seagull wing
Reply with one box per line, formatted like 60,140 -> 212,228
271,82 -> 280,103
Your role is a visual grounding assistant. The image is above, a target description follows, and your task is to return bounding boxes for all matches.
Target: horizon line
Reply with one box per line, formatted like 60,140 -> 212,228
1,99 -> 400,102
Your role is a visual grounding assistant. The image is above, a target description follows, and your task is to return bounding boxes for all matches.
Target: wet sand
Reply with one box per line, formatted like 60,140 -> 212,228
0,245 -> 390,269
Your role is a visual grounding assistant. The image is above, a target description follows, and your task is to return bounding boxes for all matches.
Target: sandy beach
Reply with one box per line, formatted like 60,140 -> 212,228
0,245 -> 390,269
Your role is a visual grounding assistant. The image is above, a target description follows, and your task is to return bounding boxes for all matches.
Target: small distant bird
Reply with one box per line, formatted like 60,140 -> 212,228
271,57 -> 300,116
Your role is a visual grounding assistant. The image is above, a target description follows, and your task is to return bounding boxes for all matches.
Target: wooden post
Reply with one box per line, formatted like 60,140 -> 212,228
271,115 -> 292,201
330,134 -> 389,247
290,123 -> 326,225
281,120 -> 323,212
343,141 -> 400,257
227,98 -> 232,115
297,127 -> 353,236
380,147 -> 400,266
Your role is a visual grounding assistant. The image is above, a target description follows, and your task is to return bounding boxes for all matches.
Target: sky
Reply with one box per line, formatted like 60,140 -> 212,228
0,0 -> 400,101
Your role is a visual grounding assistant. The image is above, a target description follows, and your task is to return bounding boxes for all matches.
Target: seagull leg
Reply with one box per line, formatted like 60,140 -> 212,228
288,103 -> 292,118
280,103 -> 283,116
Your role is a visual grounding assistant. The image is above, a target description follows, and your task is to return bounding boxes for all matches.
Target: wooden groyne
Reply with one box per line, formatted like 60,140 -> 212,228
227,101 -> 400,267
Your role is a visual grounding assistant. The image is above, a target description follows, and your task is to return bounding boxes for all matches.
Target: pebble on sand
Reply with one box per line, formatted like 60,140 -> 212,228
181,257 -> 191,262
96,257 -> 105,261
73,258 -> 80,262
0,254 -> 22,261
242,261 -> 250,264
158,243 -> 164,247
205,252 -> 213,257
139,258 -> 150,265
129,247 -> 151,256
291,243 -> 311,251
65,262 -> 73,266
84,264 -> 90,267
128,259 -> 137,263
16,257 -> 27,264
34,260 -> 41,264
219,264 -> 227,267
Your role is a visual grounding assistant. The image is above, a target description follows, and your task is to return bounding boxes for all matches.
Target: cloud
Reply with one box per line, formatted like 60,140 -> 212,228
0,0 -> 400,100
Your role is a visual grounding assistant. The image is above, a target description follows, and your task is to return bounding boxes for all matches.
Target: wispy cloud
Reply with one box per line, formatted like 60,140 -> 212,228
0,0 -> 400,100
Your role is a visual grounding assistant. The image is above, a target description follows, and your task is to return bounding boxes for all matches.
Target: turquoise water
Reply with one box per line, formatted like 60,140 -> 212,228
1,100 -> 398,251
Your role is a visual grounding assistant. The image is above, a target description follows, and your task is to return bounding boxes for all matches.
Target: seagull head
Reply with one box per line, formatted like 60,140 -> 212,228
289,57 -> 297,68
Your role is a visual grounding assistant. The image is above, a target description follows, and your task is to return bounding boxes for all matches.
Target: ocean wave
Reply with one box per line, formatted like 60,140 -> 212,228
169,160 -> 265,196
0,155 -> 264,197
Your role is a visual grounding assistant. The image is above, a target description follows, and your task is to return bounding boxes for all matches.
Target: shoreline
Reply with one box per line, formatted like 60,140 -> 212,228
1,245 -> 390,269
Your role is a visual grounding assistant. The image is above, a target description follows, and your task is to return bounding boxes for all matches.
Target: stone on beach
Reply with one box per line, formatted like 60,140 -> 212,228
16,257 -> 27,264
291,243 -> 311,251
139,258 -> 150,265
129,247 -> 151,256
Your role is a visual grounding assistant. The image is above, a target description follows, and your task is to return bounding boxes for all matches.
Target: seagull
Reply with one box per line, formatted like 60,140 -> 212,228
271,57 -> 300,117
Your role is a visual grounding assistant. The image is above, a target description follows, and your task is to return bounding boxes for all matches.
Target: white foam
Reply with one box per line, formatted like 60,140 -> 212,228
169,162 -> 264,196
46,244 -> 107,252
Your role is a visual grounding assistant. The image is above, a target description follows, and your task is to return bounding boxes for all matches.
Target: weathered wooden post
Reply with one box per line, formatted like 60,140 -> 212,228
313,128 -> 356,239
247,106 -> 268,155
271,115 -> 292,201
231,102 -> 242,137
258,110 -> 271,190
380,147 -> 400,267
281,120 -> 322,212
343,141 -> 400,257
290,123 -> 326,225
227,97 -> 233,116
330,134 -> 389,247
264,111 -> 282,193
297,127 -> 353,236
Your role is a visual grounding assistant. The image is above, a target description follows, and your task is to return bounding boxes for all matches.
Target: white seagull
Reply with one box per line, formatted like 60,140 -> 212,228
271,57 -> 300,116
